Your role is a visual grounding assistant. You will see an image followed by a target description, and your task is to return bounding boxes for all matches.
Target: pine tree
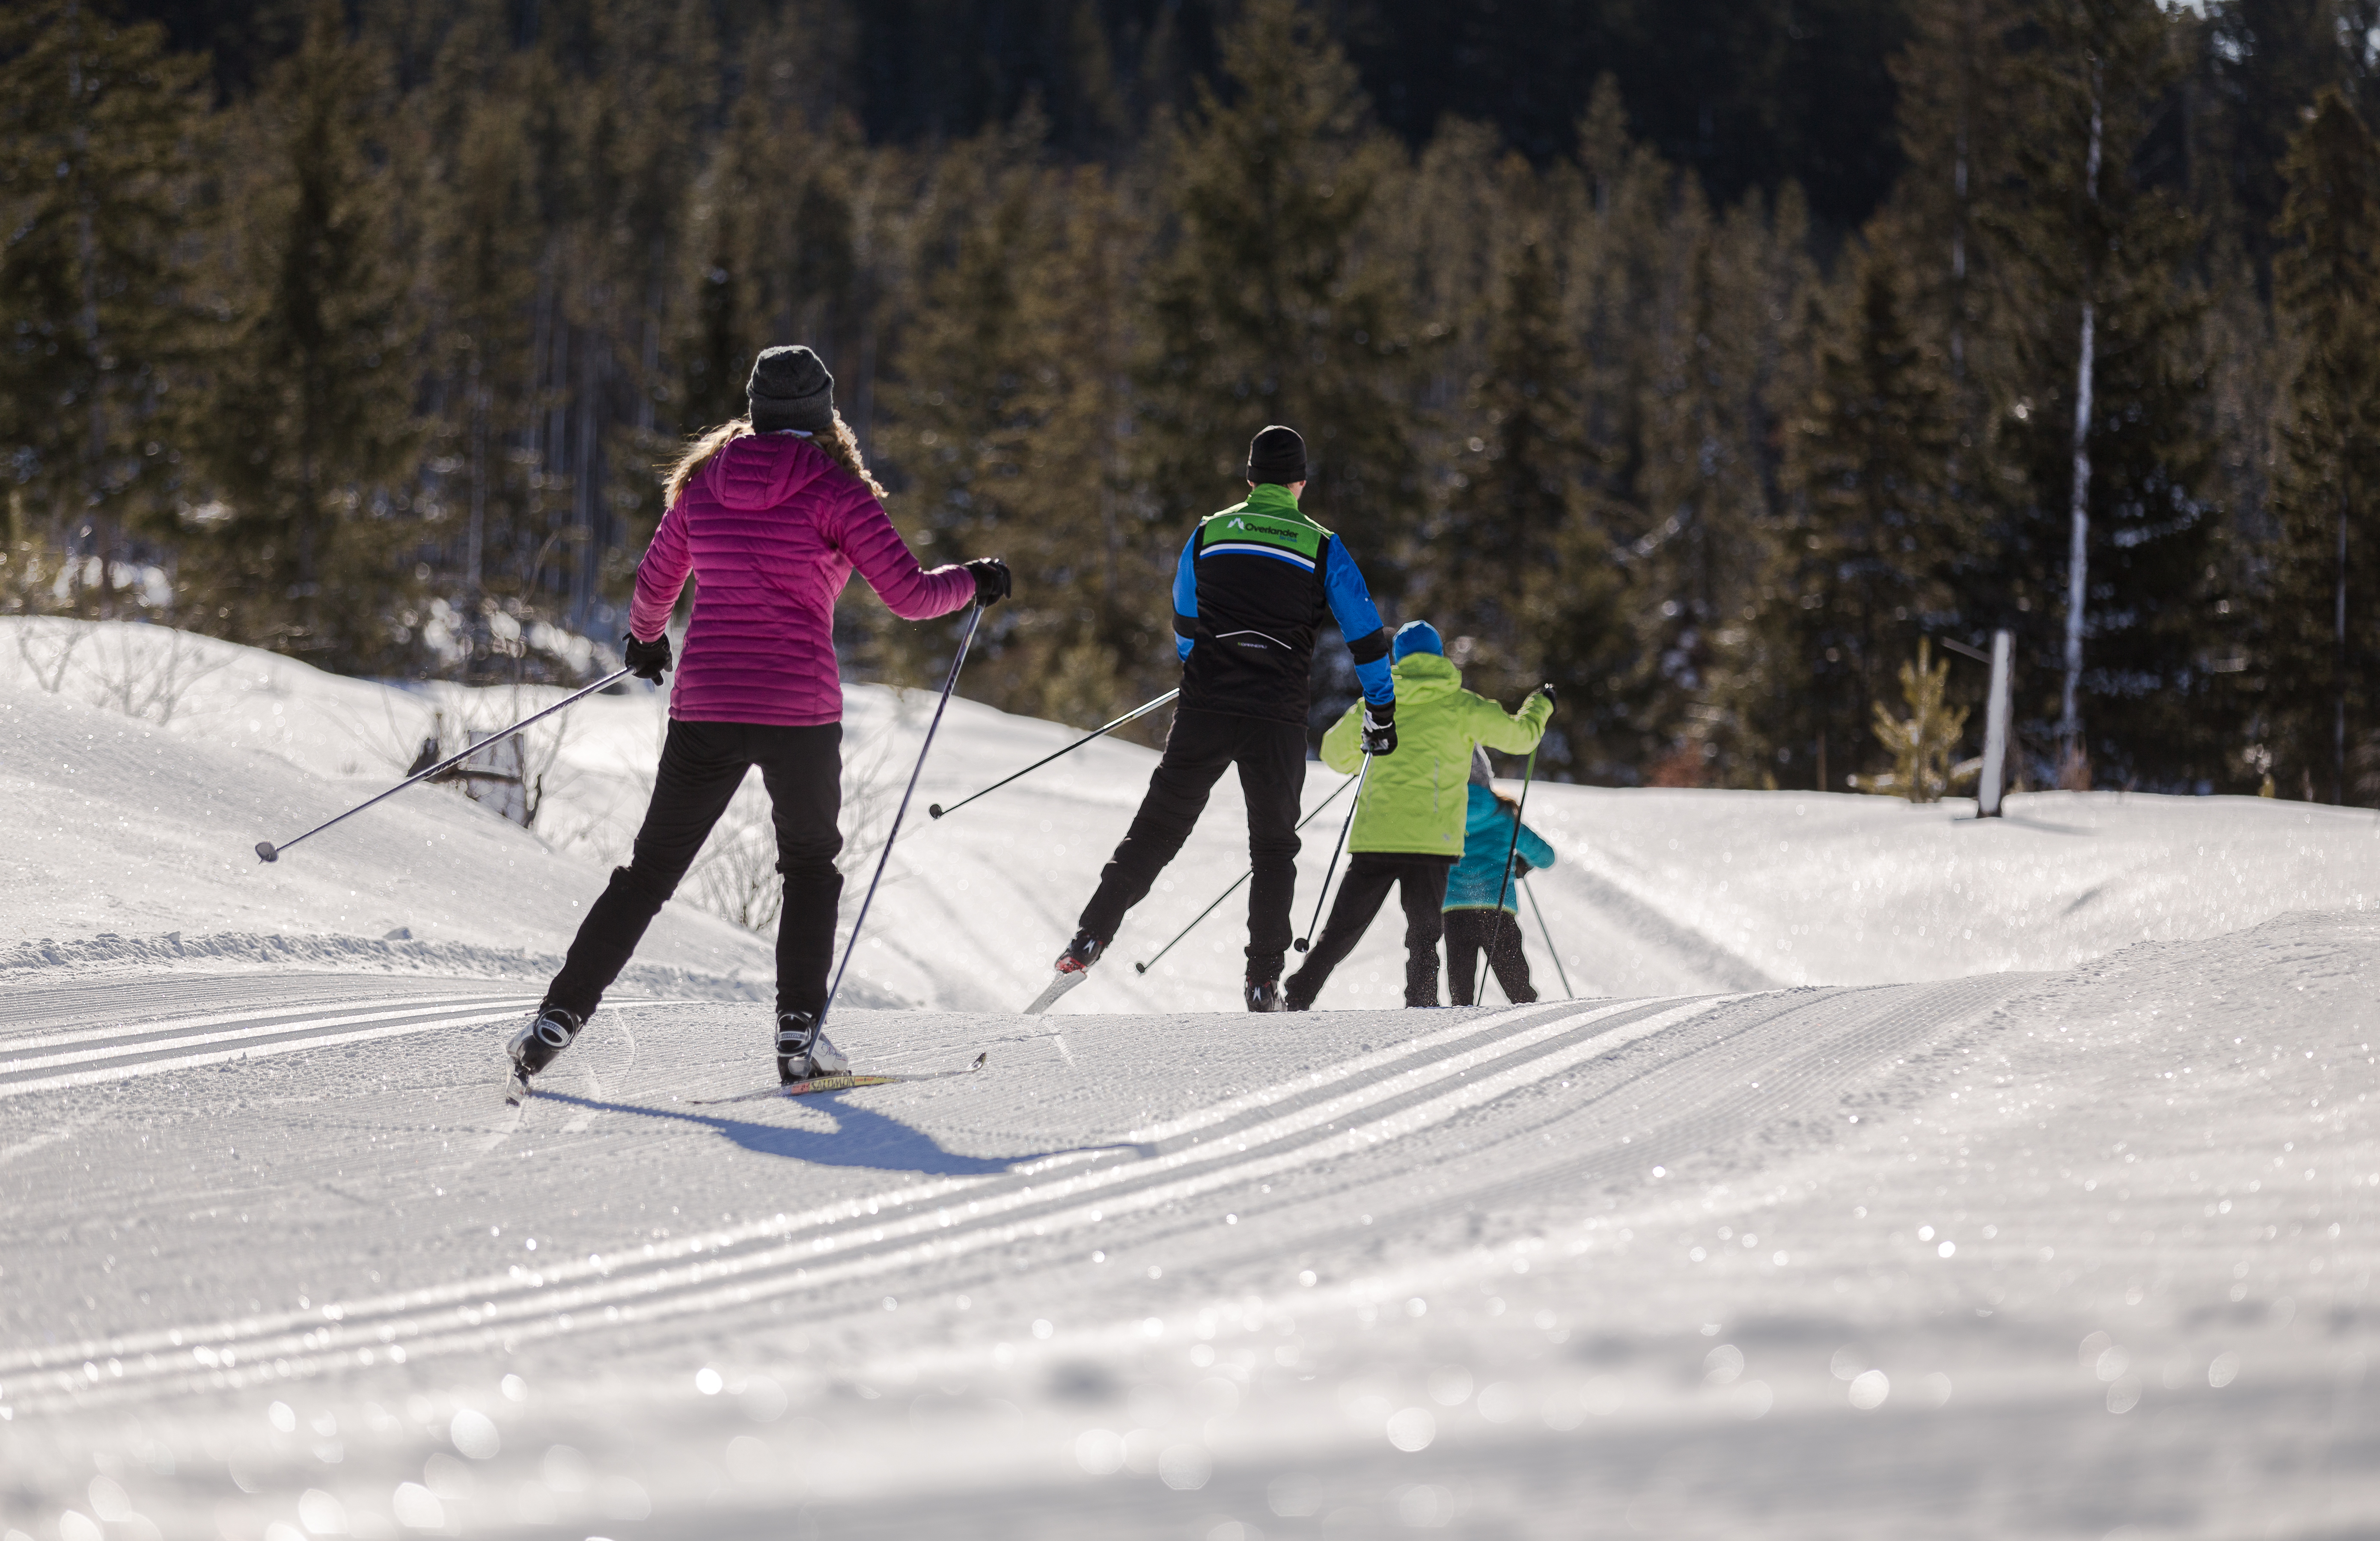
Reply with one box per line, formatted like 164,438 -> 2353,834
2266,89 -> 2380,802
393,1 -> 547,672
680,11 -> 866,433
1136,0 -> 1422,685
1723,227 -> 1964,792
876,119 -> 1156,728
194,0 -> 418,665
1852,638 -> 1970,802
1426,180 -> 1626,778
0,0 -> 208,612
1981,0 -> 2218,790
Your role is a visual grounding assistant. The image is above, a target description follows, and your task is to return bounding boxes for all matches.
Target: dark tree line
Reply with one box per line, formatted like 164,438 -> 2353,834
5,0 -> 2380,799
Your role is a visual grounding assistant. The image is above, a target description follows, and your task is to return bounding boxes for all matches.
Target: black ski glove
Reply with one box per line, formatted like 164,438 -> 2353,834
624,632 -> 672,684
965,557 -> 1012,606
1360,699 -> 1398,756
1537,682 -> 1558,710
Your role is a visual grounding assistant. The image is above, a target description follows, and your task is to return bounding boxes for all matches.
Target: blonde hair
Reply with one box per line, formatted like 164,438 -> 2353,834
660,411 -> 886,508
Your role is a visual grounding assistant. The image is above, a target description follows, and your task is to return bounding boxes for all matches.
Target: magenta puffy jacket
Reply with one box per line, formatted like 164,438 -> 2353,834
629,433 -> 976,726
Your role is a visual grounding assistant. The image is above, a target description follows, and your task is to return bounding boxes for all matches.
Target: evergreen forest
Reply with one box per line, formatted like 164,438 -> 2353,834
6,0 -> 2380,799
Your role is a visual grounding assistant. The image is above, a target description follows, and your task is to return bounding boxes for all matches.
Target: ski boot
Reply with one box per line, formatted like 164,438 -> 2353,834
1055,929 -> 1104,976
508,1005 -> 583,1078
505,1005 -> 583,1103
776,1010 -> 850,1084
1245,978 -> 1287,1012
1025,931 -> 1105,1014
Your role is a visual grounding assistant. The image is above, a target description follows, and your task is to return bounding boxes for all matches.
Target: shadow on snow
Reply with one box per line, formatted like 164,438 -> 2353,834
532,1088 -> 1125,1176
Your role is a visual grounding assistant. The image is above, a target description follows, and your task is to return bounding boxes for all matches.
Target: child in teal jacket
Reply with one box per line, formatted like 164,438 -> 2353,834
1443,757 -> 1556,1004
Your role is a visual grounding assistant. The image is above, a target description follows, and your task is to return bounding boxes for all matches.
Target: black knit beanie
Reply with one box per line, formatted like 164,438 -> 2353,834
1247,424 -> 1307,485
748,345 -> 835,434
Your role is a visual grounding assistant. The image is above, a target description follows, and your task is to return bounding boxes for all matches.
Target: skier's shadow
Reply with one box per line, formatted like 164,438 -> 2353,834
532,1090 -> 1070,1176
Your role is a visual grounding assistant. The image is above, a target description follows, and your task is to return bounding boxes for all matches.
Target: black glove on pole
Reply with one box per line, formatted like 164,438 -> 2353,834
820,602 -> 986,1025
256,667 -> 635,863
964,557 -> 1012,606
1360,698 -> 1397,756
624,632 -> 672,683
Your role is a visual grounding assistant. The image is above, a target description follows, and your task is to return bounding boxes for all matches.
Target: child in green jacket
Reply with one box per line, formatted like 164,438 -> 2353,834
1285,622 -> 1551,1009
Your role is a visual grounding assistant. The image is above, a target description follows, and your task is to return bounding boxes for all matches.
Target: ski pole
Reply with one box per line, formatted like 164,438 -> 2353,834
255,666 -> 634,863
1294,752 -> 1372,953
1522,874 -> 1574,1000
822,603 -> 985,1024
928,689 -> 1178,821
1133,769 -> 1360,975
1489,743 -> 1539,920
1489,687 -> 1553,918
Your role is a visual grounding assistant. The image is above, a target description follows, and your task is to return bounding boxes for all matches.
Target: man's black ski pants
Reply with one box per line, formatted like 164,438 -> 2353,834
1077,707 -> 1306,980
1284,852 -> 1454,1009
545,719 -> 842,1022
1443,907 -> 1536,1006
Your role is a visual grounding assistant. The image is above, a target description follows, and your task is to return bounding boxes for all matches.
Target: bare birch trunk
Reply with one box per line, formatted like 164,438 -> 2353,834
2060,67 -> 2103,765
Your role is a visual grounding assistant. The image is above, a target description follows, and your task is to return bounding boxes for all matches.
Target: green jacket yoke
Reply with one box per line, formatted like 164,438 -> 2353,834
1321,653 -> 1551,856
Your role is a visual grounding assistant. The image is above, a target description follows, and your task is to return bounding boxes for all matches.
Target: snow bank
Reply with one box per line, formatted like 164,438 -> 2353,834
5,618 -> 2375,1015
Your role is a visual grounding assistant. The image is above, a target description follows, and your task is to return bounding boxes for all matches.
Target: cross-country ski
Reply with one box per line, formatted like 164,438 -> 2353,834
690,1051 -> 988,1104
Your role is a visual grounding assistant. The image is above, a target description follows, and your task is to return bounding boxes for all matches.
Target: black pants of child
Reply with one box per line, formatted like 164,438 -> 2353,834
1284,853 -> 1455,1009
544,719 -> 843,1022
1443,908 -> 1536,1005
1077,707 -> 1306,981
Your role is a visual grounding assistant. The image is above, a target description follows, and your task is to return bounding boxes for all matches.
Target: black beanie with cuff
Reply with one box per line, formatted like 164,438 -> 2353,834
1247,424 -> 1307,485
748,345 -> 835,434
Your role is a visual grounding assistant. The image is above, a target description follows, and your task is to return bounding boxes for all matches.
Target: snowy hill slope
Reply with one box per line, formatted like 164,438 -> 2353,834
6,617 -> 2378,1013
0,639 -> 770,992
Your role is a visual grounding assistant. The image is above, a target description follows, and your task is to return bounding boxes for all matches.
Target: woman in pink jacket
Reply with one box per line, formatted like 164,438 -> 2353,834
508,346 -> 1008,1091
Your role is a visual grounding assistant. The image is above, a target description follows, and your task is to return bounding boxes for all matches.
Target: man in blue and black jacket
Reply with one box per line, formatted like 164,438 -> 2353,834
1053,424 -> 1397,1011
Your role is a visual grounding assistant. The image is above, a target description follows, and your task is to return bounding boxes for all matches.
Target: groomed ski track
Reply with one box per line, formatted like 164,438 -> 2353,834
3,922 -> 2375,1538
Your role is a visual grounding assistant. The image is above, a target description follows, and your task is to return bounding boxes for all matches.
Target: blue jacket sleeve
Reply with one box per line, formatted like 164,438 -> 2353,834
1172,530 -> 1199,662
1516,820 -> 1556,871
1322,537 -> 1393,705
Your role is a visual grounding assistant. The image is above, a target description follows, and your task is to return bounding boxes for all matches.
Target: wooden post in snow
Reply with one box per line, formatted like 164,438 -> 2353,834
1979,628 -> 2013,818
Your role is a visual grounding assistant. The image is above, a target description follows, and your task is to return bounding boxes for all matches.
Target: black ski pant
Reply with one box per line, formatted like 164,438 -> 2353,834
1284,853 -> 1454,1010
545,719 -> 842,1023
1077,707 -> 1306,981
1444,907 -> 1536,1006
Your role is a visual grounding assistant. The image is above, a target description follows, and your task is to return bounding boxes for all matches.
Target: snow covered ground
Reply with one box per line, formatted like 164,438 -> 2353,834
1,619 -> 2375,1539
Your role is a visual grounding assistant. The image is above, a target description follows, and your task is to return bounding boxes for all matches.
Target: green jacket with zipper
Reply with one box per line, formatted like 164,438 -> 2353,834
1320,653 -> 1552,856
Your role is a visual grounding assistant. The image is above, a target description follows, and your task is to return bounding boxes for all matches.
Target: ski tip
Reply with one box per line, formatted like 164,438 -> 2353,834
255,840 -> 278,864
971,1051 -> 988,1070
